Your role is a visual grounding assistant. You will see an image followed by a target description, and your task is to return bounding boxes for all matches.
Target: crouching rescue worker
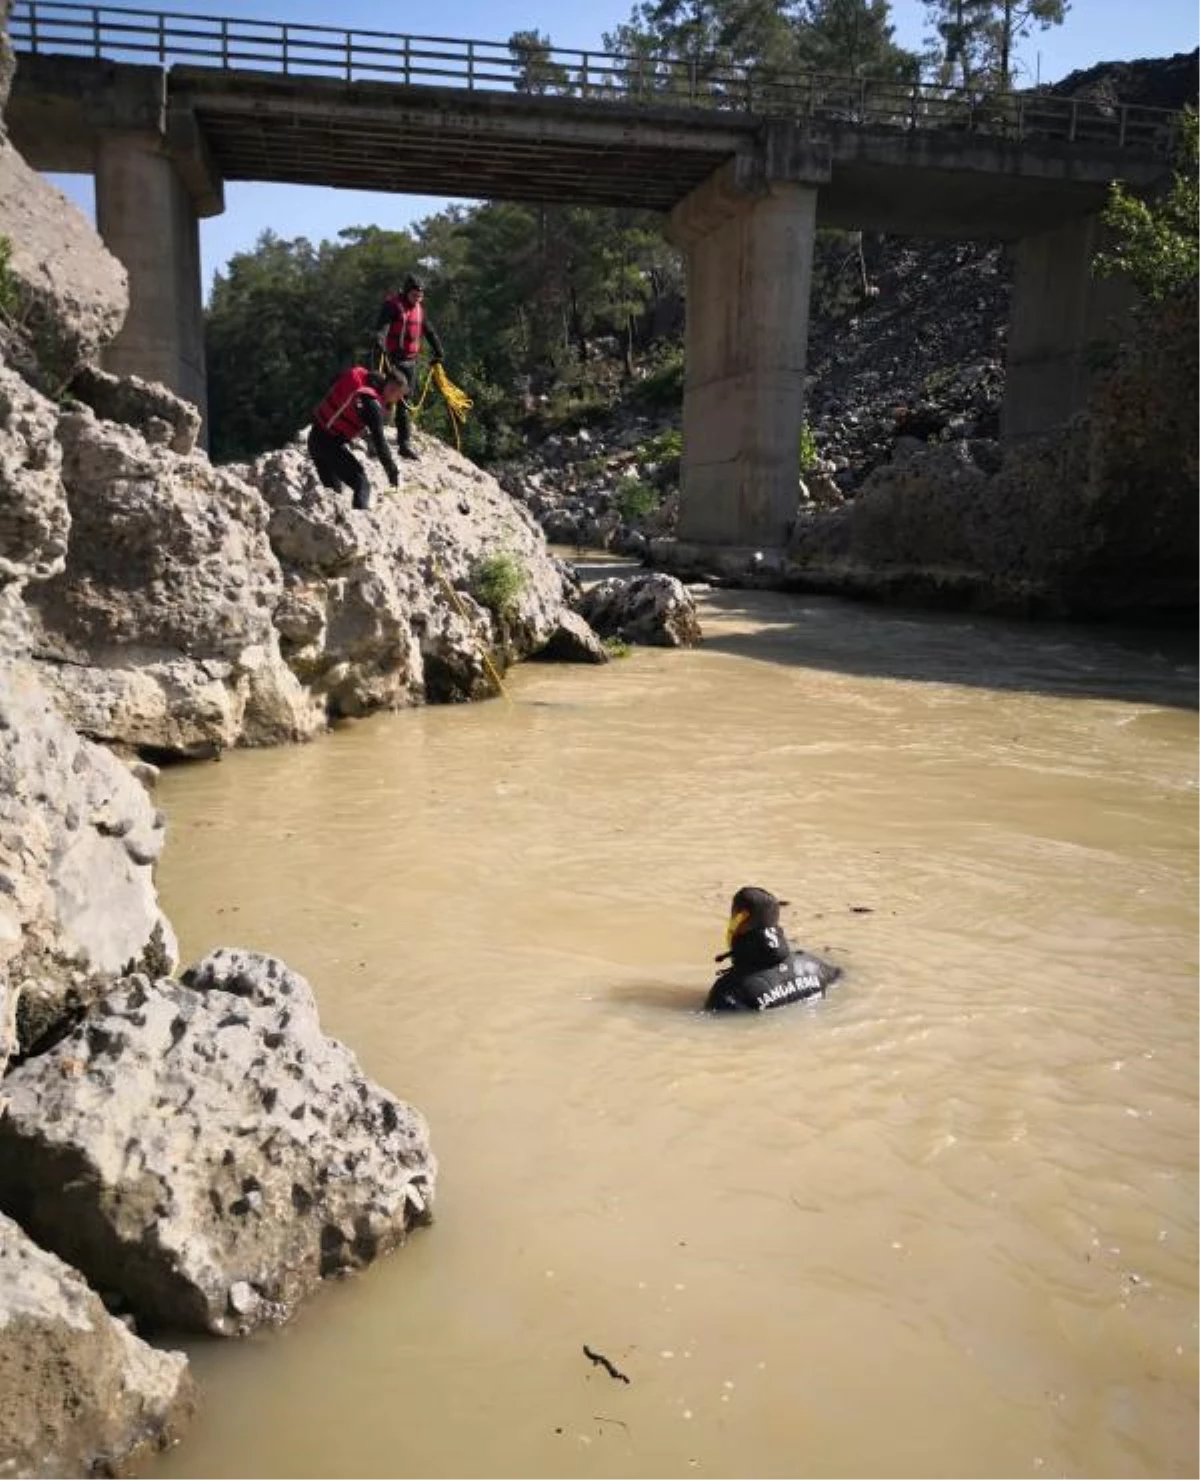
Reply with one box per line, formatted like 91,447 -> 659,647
307,364 -> 404,511
374,273 -> 446,460
705,886 -> 841,1013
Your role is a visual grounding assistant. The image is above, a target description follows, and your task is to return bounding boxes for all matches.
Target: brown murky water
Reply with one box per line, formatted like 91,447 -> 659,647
148,582 -> 1198,1480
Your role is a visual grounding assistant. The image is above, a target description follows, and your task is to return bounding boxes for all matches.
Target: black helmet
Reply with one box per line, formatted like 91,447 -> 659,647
402,272 -> 424,293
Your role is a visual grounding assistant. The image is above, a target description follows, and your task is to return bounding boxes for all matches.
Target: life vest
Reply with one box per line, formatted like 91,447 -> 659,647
704,923 -> 841,1012
313,366 -> 379,440
383,294 -> 424,360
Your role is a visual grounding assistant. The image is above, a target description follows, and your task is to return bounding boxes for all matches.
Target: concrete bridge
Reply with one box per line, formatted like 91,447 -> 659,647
7,3 -> 1180,555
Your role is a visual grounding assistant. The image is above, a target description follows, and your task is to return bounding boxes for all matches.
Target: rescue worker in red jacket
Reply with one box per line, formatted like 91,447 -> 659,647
374,273 -> 446,460
307,364 -> 404,511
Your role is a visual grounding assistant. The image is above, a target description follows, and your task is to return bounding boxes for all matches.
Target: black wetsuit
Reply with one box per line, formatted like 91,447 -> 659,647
705,923 -> 841,1013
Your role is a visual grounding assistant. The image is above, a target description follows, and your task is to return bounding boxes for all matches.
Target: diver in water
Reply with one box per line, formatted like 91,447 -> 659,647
705,886 -> 841,1013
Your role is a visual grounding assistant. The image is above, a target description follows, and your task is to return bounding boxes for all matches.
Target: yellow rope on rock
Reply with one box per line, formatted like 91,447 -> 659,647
433,558 -> 512,705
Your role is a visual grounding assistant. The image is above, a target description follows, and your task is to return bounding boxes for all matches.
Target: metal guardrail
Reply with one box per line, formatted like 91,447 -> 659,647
8,0 -> 1181,153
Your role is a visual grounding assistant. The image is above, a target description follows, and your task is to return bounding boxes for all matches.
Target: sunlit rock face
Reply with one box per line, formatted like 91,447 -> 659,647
0,950 -> 437,1337
0,1211 -> 194,1479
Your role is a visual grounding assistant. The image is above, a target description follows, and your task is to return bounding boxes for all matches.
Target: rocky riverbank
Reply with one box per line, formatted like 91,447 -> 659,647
490,52 -> 1198,624
0,4 -> 705,1469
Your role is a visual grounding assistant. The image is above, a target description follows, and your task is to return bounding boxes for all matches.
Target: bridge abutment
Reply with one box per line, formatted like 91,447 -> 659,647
1003,214 -> 1136,440
95,130 -> 209,427
667,136 -> 826,554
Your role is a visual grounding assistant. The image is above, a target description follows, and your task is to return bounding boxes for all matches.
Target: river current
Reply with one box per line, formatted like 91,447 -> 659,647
147,579 -> 1198,1480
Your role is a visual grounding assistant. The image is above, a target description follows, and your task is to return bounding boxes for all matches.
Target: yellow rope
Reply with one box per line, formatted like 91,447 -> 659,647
433,559 -> 512,705
431,362 -> 474,452
375,352 -> 473,452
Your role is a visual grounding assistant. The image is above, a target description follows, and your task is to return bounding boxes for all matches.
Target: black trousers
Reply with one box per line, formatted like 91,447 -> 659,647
392,358 -> 417,450
307,424 -> 371,510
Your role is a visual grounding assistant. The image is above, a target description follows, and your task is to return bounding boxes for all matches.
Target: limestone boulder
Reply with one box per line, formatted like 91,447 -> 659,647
530,608 -> 611,664
242,437 -> 594,707
24,406 -> 324,753
70,365 -> 202,457
0,360 -> 68,591
575,571 -> 703,647
0,1212 -> 193,1478
0,657 -> 177,1054
0,141 -> 128,392
13,410 -> 599,754
0,950 -> 437,1337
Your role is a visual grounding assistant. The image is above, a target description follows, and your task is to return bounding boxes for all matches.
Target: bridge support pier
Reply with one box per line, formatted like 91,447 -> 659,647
1002,214 -> 1135,441
95,132 -> 208,425
665,138 -> 826,559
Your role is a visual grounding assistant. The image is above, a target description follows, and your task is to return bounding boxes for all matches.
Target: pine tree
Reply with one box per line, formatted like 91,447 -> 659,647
799,0 -> 917,82
923,0 -> 1068,91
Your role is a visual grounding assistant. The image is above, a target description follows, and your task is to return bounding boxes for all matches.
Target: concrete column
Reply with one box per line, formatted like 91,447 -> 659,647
94,131 -> 207,425
1003,214 -> 1136,441
668,153 -> 821,551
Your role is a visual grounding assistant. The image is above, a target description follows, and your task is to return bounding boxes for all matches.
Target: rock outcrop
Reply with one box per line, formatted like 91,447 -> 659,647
0,1211 -> 194,1478
576,571 -> 703,647
783,283 -> 1199,618
0,654 -> 176,1055
0,141 -> 128,396
0,950 -> 436,1338
2,376 -> 600,759
0,10 -> 452,1472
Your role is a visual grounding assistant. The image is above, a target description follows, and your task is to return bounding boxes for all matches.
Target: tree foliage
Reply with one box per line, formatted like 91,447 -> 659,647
201,0 -> 929,463
204,201 -> 674,463
1095,108 -> 1199,303
508,30 -> 571,94
922,0 -> 1068,91
603,0 -> 919,88
797,0 -> 917,80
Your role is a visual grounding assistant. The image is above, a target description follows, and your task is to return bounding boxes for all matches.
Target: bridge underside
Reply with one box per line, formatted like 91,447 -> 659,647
10,58 -> 1164,235
185,75 -> 753,212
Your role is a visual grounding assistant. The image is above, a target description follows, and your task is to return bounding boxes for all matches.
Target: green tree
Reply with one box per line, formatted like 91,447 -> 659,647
1095,108 -> 1199,303
798,0 -> 918,81
922,0 -> 1067,91
508,30 -> 572,95
205,226 -> 420,460
606,0 -> 805,104
203,188 -> 685,463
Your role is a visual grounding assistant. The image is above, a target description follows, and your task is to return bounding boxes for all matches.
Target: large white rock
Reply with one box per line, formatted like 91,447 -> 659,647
0,1211 -> 193,1478
0,658 -> 177,1051
0,141 -> 128,389
0,362 -> 68,588
0,950 -> 437,1336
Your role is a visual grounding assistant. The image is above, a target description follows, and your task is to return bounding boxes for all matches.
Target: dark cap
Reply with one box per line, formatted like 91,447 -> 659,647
402,272 -> 424,293
730,886 -> 790,926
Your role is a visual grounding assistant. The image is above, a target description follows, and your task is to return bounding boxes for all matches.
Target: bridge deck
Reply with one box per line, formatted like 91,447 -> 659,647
8,3 -> 1180,235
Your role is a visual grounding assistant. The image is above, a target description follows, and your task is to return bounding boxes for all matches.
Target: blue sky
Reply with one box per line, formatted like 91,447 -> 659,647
39,0 -> 1200,297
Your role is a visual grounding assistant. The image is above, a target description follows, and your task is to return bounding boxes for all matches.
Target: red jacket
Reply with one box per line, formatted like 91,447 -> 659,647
313,366 -> 380,440
382,294 -> 425,360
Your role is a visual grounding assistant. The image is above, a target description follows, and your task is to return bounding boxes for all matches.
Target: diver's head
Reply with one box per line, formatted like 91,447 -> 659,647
725,885 -> 790,948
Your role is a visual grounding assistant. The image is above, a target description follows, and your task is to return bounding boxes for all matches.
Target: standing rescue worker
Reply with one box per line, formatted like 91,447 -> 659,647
374,273 -> 446,460
307,364 -> 404,511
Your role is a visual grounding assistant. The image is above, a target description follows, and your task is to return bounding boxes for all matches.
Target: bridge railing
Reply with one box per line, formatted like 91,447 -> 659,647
9,0 -> 1180,155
